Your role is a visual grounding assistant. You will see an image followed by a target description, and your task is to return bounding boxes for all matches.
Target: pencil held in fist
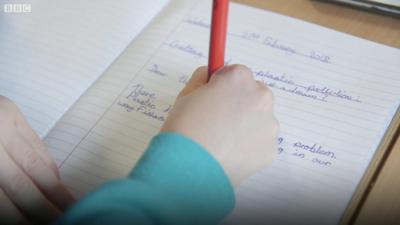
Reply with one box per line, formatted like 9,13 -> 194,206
163,64 -> 279,186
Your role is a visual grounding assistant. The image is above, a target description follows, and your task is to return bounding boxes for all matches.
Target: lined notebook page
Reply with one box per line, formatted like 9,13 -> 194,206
0,0 -> 169,137
45,0 -> 400,224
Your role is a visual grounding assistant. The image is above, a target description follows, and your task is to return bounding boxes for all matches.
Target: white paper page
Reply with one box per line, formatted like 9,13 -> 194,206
0,0 -> 169,137
45,0 -> 400,224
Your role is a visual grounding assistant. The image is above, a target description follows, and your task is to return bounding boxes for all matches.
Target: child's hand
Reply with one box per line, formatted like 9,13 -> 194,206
162,65 -> 279,186
0,96 -> 75,225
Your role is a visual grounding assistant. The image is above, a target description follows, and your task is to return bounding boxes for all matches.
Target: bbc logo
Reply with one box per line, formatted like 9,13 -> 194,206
4,3 -> 32,13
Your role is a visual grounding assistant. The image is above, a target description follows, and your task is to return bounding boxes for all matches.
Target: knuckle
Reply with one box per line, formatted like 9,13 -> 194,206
260,87 -> 274,102
256,87 -> 274,110
23,150 -> 43,172
231,64 -> 253,80
229,64 -> 252,74
219,64 -> 254,84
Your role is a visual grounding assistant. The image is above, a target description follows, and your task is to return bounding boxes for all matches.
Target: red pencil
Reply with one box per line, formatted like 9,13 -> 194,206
208,0 -> 230,79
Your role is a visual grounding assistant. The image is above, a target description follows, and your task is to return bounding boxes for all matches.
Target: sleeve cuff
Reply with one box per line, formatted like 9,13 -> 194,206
129,132 -> 235,224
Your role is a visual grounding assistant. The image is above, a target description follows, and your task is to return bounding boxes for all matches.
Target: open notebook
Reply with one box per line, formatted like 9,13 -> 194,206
1,0 -> 399,224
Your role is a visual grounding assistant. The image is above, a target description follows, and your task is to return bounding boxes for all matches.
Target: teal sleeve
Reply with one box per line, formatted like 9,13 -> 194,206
55,132 -> 235,225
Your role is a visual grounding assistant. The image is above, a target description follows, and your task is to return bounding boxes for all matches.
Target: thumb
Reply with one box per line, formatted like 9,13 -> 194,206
177,66 -> 208,97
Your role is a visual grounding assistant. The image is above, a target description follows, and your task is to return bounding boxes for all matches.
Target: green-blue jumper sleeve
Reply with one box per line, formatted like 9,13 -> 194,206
55,132 -> 235,225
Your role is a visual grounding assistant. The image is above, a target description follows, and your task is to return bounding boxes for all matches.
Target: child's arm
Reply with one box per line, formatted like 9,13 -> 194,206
55,132 -> 234,225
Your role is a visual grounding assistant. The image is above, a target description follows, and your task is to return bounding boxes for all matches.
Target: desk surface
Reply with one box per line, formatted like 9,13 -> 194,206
232,0 -> 400,224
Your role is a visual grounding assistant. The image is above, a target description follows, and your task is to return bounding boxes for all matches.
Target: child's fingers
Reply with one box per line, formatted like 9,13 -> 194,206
2,130 -> 75,212
0,143 -> 61,224
178,66 -> 208,97
15,112 -> 61,179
